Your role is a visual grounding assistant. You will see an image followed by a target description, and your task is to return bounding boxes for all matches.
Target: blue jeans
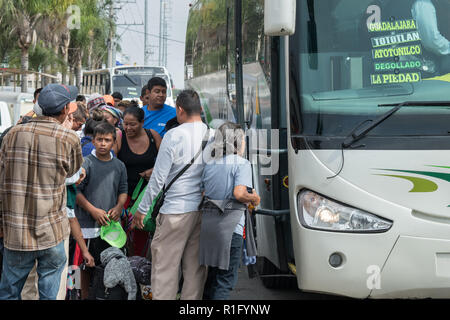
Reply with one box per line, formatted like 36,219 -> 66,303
203,233 -> 243,300
0,241 -> 66,300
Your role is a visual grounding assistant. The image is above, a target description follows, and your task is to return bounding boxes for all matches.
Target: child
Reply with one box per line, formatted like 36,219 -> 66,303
80,109 -> 105,157
75,121 -> 128,299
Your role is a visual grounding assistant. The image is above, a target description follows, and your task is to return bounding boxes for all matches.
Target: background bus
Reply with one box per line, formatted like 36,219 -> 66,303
185,0 -> 450,298
81,65 -> 175,106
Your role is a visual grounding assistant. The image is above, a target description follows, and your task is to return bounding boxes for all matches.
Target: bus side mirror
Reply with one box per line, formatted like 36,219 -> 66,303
264,0 -> 296,36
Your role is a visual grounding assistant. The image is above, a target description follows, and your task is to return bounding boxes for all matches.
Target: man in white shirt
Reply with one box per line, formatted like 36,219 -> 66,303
412,0 -> 450,74
132,90 -> 211,300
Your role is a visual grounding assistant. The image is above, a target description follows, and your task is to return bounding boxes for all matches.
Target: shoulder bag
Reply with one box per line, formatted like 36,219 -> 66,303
129,128 -> 209,232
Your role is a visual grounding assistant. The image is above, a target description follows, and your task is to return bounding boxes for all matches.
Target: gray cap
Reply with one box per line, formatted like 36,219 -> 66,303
38,83 -> 78,114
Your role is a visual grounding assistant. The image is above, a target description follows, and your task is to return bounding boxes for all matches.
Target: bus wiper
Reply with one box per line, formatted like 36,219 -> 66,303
123,74 -> 138,86
342,101 -> 450,149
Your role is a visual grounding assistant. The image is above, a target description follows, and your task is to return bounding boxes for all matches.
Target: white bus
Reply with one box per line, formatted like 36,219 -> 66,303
185,0 -> 450,298
81,65 -> 175,106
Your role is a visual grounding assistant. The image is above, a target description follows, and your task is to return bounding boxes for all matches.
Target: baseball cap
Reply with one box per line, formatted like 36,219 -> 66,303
103,94 -> 115,106
87,94 -> 106,110
100,220 -> 127,248
38,83 -> 78,115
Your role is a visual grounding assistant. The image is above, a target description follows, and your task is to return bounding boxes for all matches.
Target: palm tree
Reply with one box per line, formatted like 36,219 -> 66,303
0,0 -> 114,90
69,0 -> 109,87
37,0 -> 76,84
3,0 -> 48,92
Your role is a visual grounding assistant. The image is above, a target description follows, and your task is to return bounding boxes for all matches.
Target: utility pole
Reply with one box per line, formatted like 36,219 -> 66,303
115,0 -> 143,66
158,0 -> 163,66
144,0 -> 149,65
158,0 -> 172,67
107,0 -> 115,68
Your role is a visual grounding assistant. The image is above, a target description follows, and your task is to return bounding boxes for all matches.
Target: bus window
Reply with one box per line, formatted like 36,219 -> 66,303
226,1 -> 236,108
242,0 -> 265,66
291,0 -> 450,141
185,0 -> 227,77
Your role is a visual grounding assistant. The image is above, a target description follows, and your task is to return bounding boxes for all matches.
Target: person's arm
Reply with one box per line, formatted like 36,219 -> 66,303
112,128 -> 122,155
138,130 -> 162,181
76,159 -> 110,226
0,131 -> 9,238
233,186 -> 260,207
108,193 -> 128,222
68,217 -> 95,267
232,160 -> 260,207
150,129 -> 162,150
413,1 -> 450,55
108,163 -> 128,221
132,132 -> 175,229
66,167 -> 86,185
76,192 -> 111,226
68,134 -> 83,178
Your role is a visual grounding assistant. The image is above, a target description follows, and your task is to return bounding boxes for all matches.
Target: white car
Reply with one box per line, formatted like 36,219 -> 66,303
0,101 -> 12,135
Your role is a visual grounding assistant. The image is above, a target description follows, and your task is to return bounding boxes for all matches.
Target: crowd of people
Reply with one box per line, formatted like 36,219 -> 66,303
0,77 -> 260,301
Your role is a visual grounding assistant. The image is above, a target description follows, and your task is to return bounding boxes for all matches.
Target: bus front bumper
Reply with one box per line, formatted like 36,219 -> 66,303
295,228 -> 450,298
370,235 -> 450,299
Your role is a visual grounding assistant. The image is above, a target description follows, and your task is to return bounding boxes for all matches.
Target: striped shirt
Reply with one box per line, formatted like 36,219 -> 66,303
0,116 -> 83,251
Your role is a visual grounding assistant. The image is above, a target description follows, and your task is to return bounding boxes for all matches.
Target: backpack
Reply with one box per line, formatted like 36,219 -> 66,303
88,264 -> 128,300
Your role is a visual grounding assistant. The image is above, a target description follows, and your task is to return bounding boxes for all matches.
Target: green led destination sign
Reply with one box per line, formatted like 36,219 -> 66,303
372,45 -> 422,59
368,19 -> 417,32
369,18 -> 422,85
371,31 -> 420,48
374,60 -> 422,71
371,72 -> 421,85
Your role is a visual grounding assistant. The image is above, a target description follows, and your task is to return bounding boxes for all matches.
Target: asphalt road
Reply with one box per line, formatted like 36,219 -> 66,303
229,265 -> 347,300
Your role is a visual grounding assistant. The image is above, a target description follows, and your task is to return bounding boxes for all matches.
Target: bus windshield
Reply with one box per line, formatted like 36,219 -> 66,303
112,69 -> 173,100
291,0 -> 450,143
112,74 -> 146,99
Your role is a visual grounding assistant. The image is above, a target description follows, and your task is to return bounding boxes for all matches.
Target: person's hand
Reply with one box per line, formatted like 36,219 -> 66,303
139,168 -> 154,181
251,189 -> 260,207
75,168 -> 86,185
62,113 -> 74,130
107,205 -> 122,222
81,249 -> 95,267
91,208 -> 111,226
131,211 -> 146,230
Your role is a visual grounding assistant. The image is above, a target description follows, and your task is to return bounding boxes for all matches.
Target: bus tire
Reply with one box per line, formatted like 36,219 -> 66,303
258,257 -> 297,289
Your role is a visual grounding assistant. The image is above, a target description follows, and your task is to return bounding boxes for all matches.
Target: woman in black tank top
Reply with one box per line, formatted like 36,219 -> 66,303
117,106 -> 162,256
118,107 -> 161,195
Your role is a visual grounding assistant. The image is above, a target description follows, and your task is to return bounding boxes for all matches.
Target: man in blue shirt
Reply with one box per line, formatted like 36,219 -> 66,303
143,77 -> 176,137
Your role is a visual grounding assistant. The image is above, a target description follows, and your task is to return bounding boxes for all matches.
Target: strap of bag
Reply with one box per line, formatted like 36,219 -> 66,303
131,178 -> 145,201
163,127 -> 210,194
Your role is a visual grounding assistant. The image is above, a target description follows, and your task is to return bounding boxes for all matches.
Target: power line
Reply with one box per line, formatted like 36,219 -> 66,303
116,25 -> 185,44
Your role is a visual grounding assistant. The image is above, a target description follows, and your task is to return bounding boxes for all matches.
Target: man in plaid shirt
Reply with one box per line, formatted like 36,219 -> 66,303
0,83 -> 83,300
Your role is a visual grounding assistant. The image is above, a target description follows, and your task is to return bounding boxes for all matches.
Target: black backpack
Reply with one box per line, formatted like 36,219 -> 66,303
88,264 -> 128,300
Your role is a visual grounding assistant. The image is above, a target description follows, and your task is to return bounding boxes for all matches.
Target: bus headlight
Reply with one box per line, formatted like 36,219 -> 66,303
297,190 -> 392,232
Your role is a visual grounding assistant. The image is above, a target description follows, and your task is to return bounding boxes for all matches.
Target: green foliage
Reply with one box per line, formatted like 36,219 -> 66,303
0,0 -> 114,80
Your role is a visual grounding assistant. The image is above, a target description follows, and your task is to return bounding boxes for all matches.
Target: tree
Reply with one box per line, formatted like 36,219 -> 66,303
2,0 -> 49,92
69,0 -> 109,88
0,0 -> 115,91
37,0 -> 76,85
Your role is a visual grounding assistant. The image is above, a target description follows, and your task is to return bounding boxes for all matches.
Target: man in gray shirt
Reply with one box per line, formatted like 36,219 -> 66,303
133,90 -> 212,300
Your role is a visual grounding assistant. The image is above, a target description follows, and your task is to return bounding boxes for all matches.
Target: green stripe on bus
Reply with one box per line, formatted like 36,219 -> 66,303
374,174 -> 438,193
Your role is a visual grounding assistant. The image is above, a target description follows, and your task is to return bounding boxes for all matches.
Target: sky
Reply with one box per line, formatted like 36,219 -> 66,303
114,0 -> 193,89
